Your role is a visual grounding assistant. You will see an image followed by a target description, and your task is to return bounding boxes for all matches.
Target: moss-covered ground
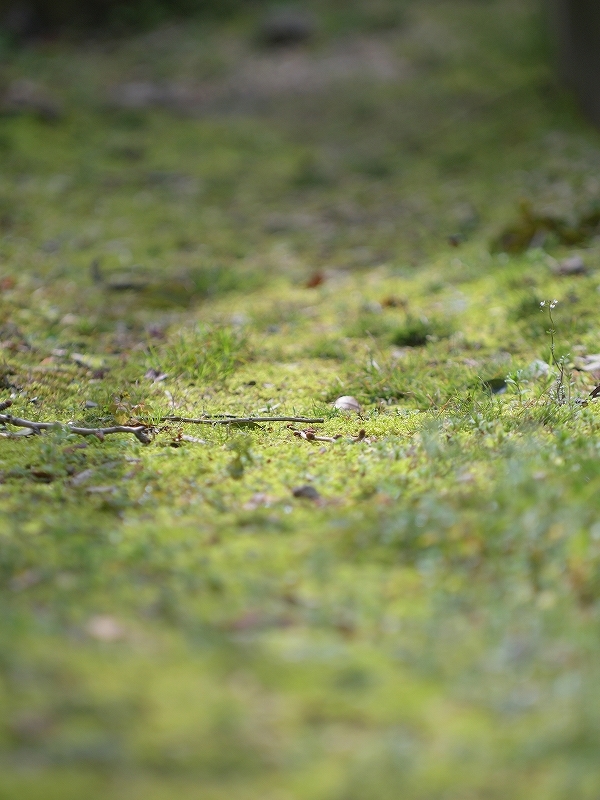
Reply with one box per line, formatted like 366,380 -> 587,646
3,1 -> 600,797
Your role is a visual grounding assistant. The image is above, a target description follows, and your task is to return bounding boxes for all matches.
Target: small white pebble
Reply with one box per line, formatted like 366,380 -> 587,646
86,615 -> 126,642
334,395 -> 361,412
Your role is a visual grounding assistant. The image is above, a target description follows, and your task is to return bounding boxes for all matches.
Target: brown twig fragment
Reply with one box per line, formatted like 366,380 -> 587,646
293,428 -> 341,443
0,403 -> 152,443
292,427 -> 367,443
164,416 -> 325,425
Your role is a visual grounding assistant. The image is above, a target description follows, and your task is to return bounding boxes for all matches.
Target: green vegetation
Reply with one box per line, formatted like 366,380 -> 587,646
3,1 -> 600,797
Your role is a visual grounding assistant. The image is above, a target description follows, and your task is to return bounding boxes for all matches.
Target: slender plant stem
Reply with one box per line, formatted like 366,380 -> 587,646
545,302 -> 567,404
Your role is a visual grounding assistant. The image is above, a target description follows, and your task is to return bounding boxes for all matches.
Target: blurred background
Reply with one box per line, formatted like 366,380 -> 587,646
0,0 -> 591,285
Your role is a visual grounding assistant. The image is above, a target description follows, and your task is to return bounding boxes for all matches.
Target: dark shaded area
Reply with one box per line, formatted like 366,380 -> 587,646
0,0 -> 262,35
492,199 -> 600,253
556,0 -> 600,126
257,7 -> 316,46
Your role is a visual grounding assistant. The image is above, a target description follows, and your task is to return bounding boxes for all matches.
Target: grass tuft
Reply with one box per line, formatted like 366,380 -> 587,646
148,326 -> 248,384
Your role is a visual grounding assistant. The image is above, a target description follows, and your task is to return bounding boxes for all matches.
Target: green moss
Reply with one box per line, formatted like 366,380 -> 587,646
3,1 -> 600,798
390,315 -> 454,347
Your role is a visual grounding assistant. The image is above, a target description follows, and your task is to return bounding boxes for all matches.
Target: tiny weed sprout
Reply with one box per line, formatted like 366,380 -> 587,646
505,369 -> 526,404
147,326 -> 247,385
540,299 -> 569,404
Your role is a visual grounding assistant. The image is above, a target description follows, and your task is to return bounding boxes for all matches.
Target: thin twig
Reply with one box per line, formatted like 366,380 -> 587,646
164,416 -> 325,425
0,400 -> 324,444
177,412 -> 238,419
294,430 -> 341,443
0,403 -> 151,443
291,427 -> 367,443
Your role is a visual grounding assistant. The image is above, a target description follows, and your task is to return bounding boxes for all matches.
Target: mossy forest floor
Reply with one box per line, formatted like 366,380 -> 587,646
4,2 -> 600,798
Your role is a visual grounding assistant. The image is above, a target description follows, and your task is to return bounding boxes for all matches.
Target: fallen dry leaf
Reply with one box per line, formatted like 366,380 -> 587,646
305,271 -> 325,288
